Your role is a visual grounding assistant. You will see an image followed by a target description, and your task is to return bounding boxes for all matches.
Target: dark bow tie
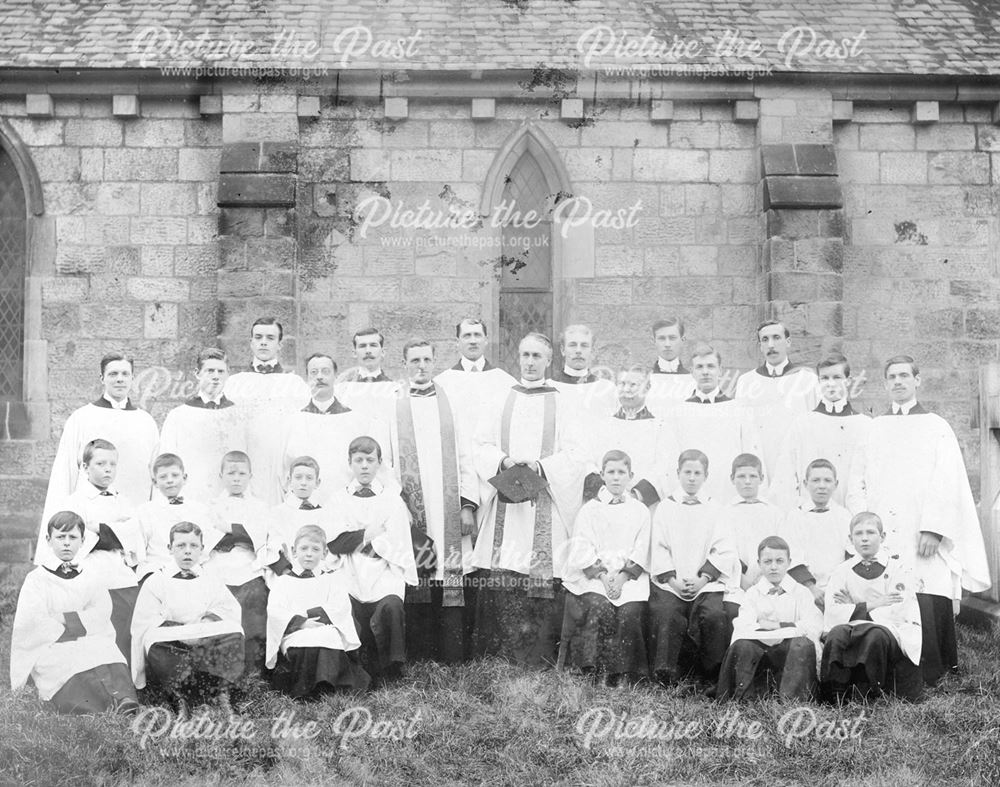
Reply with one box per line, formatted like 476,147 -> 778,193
296,569 -> 315,579
58,562 -> 80,577
173,569 -> 197,579
202,400 -> 221,409
299,501 -> 319,511
681,497 -> 701,505
809,507 -> 829,514
229,493 -> 244,499
353,487 -> 376,499
767,586 -> 786,596
608,496 -> 626,505
254,364 -> 279,374
168,497 -> 184,505
739,499 -> 762,504
98,490 -> 113,497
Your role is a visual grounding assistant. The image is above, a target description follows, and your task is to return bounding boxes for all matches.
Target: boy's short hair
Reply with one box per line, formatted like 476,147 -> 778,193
601,449 -> 632,473
152,453 -> 185,475
99,351 -> 134,375
689,342 -> 722,366
677,449 -> 709,472
348,436 -> 382,462
756,319 -> 789,339
730,453 -> 762,478
850,511 -> 883,534
47,510 -> 85,536
651,317 -> 685,337
804,458 -> 837,480
251,316 -> 283,341
455,317 -> 487,337
883,354 -> 919,377
196,347 -> 228,372
816,352 -> 850,377
402,338 -> 434,361
353,327 -> 384,348
220,450 -> 252,471
82,438 -> 117,466
757,535 -> 790,558
169,521 -> 203,544
294,525 -> 328,548
289,456 -> 321,478
305,352 -> 338,374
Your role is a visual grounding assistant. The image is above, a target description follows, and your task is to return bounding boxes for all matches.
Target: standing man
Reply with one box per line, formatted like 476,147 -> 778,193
159,348 -> 245,502
386,339 -> 479,663
647,317 -> 695,414
282,352 -> 391,504
224,317 -> 310,504
472,332 -> 588,668
847,355 -> 990,685
664,344 -> 760,503
734,320 -> 818,481
338,327 -> 400,416
550,324 -> 617,417
41,351 -> 159,533
435,317 -> 517,434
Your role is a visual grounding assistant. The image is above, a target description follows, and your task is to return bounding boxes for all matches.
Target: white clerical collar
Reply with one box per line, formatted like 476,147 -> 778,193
821,397 -> 848,414
562,366 -> 590,378
754,574 -> 798,595
102,394 -> 129,410
519,378 -> 549,389
347,479 -> 384,495
83,479 -> 115,498
460,356 -> 486,372
695,387 -> 723,403
358,369 -> 384,380
285,493 -> 319,508
657,357 -> 680,373
765,359 -> 789,376
410,380 -> 434,391
892,398 -> 918,415
311,397 -> 336,412
198,392 -> 224,407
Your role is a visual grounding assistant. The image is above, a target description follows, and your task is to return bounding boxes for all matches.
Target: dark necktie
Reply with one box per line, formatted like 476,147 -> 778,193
299,501 -> 319,511
174,569 -> 196,579
58,562 -> 80,578
609,496 -> 625,505
204,400 -> 219,409
354,487 -> 376,499
168,497 -> 184,505
99,490 -> 113,497
810,508 -> 829,514
298,569 -> 315,579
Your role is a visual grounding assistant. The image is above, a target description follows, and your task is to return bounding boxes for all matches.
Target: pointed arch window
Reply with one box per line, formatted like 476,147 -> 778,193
0,147 -> 25,409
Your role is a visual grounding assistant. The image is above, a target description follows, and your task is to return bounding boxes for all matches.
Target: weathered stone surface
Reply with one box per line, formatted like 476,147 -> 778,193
763,176 -> 842,209
217,174 -> 296,207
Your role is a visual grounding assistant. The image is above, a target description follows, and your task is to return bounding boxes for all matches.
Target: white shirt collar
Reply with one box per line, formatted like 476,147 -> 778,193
460,356 -> 486,372
284,493 -> 319,508
358,368 -> 384,380
253,359 -> 278,370
695,386 -> 722,403
170,562 -> 203,577
562,365 -> 590,378
657,357 -> 680,373
892,398 -> 918,415
820,397 -> 848,414
409,380 -> 434,391
519,378 -> 549,389
102,394 -> 128,410
310,397 -> 336,412
753,574 -> 799,595
198,392 -> 223,406
82,479 -> 115,498
765,359 -> 790,376
347,478 -> 385,495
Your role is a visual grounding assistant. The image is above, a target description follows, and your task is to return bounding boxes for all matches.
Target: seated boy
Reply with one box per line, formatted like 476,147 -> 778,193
725,454 -> 784,616
716,536 -> 822,701
780,458 -> 853,610
649,449 -> 737,687
821,512 -> 923,702
560,450 -> 650,686
136,453 -> 223,581
11,511 -> 138,715
326,436 -> 417,685
131,521 -> 245,712
263,455 -> 334,579
205,450 -> 269,675
266,525 -> 370,698
59,438 -> 143,662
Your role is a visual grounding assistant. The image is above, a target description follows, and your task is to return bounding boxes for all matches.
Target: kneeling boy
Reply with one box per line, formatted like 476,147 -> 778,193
716,536 -> 822,701
131,521 -> 245,710
266,525 -> 370,698
12,511 -> 138,714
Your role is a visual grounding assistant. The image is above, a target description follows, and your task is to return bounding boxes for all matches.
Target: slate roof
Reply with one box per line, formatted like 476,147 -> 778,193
0,0 -> 998,75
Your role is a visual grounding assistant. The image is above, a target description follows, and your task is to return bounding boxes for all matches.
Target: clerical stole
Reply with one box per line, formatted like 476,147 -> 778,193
395,388 -> 463,606
492,389 -> 556,599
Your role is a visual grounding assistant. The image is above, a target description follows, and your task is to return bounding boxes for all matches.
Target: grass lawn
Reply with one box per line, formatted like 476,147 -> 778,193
1,561 -> 998,787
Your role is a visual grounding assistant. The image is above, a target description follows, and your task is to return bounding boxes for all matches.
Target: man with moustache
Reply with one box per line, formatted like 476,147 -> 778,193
159,348 -> 246,501
550,324 -> 616,417
338,327 -> 400,417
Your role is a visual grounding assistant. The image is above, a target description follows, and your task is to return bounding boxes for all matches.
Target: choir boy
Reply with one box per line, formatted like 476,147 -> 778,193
716,536 -> 822,701
263,456 -> 334,578
130,521 -> 245,712
560,450 -> 650,686
326,437 -> 417,684
11,511 -> 139,714
266,525 -> 370,698
821,513 -> 923,701
649,450 -> 737,687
